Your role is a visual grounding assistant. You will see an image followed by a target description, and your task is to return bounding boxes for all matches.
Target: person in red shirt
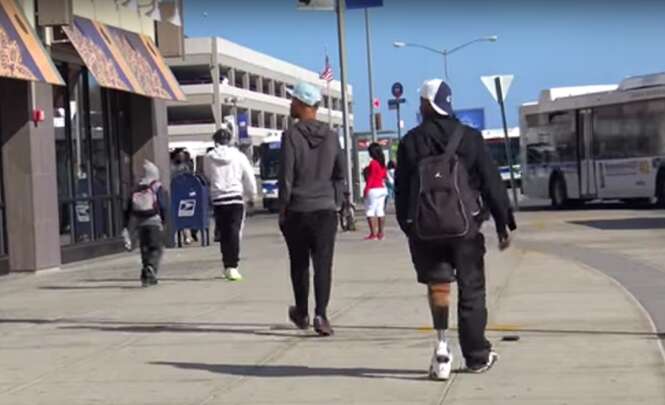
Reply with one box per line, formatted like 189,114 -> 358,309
363,143 -> 389,240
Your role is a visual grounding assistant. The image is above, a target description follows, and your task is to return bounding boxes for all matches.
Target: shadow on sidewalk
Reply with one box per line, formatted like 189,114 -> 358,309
1,318 -> 663,339
150,361 -> 428,381
39,285 -> 143,291
79,277 -> 221,283
569,217 -> 665,231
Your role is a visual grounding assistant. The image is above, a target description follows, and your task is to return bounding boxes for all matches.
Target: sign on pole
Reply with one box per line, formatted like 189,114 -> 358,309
455,108 -> 485,131
388,98 -> 405,110
481,75 -> 513,103
481,74 -> 519,210
297,0 -> 382,10
296,0 -> 335,11
346,0 -> 383,9
391,82 -> 404,99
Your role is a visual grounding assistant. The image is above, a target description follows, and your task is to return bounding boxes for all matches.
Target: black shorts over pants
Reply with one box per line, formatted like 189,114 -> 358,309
408,233 -> 485,284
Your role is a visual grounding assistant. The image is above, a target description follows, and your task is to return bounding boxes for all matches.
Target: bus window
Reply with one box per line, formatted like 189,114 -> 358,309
486,138 -> 520,167
260,143 -> 280,180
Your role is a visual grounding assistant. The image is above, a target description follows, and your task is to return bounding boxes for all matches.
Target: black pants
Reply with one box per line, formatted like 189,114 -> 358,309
138,225 -> 163,277
214,204 -> 245,269
282,210 -> 337,318
410,233 -> 491,367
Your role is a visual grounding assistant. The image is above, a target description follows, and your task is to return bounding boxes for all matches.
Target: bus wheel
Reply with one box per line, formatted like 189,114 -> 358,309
550,175 -> 568,209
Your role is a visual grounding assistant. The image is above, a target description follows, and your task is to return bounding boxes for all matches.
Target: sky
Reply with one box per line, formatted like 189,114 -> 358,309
183,0 -> 665,132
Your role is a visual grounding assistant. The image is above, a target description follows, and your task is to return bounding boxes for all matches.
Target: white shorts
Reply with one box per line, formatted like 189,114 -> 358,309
365,188 -> 388,217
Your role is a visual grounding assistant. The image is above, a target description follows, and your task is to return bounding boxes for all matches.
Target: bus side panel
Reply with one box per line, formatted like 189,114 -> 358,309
595,158 -> 658,199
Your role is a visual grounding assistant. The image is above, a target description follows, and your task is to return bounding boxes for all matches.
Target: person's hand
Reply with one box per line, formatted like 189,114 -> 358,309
498,231 -> 512,251
279,208 -> 287,232
246,199 -> 255,210
121,228 -> 132,251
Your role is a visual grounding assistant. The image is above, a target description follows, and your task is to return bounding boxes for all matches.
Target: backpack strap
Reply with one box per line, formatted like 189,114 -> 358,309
427,120 -> 466,165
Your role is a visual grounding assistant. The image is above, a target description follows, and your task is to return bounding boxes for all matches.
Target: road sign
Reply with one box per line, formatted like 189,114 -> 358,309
346,0 -> 383,9
297,0 -> 382,11
373,98 -> 380,110
455,108 -> 485,131
296,0 -> 335,11
391,82 -> 404,99
481,74 -> 519,210
388,98 -> 405,110
481,75 -> 514,103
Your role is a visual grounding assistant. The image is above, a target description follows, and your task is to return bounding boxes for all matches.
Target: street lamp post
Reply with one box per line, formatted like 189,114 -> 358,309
393,36 -> 498,81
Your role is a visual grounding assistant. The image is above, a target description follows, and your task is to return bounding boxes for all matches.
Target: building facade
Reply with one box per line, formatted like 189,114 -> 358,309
0,0 -> 185,274
166,37 -> 354,151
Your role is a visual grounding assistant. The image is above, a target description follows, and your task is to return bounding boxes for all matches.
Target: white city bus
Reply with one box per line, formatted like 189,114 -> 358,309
520,73 -> 665,208
258,133 -> 282,212
481,127 -> 521,189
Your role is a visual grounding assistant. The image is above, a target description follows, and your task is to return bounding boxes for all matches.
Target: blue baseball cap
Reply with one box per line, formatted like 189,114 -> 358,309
420,79 -> 453,116
288,81 -> 322,107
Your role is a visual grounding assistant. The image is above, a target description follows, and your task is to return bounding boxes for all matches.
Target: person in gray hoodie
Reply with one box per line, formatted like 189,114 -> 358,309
204,124 -> 258,281
123,160 -> 168,287
279,82 -> 345,337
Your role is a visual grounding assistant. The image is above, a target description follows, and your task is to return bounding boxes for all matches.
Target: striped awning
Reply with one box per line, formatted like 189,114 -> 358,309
0,0 -> 64,85
63,16 -> 185,102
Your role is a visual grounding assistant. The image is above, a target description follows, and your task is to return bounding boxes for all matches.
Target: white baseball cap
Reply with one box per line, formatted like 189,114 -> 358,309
420,79 -> 454,116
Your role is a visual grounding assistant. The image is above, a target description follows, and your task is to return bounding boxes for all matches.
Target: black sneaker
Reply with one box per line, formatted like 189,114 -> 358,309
144,266 -> 158,287
313,315 -> 334,337
288,306 -> 309,330
466,351 -> 499,373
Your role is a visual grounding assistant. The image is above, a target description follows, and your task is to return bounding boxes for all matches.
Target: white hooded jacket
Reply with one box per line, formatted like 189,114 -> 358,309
204,145 -> 257,205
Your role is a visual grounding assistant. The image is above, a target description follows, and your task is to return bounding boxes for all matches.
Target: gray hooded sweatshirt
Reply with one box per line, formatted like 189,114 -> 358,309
278,120 -> 345,212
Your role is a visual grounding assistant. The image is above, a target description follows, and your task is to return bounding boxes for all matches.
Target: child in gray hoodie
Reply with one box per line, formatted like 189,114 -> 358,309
123,160 -> 168,287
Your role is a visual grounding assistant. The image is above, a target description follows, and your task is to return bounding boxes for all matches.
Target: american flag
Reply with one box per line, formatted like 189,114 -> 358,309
319,55 -> 334,82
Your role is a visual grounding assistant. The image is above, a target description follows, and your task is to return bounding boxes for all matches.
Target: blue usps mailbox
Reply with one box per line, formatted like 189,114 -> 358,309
171,173 -> 210,247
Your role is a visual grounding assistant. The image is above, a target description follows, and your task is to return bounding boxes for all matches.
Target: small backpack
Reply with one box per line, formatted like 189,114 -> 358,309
414,123 -> 481,241
131,182 -> 160,217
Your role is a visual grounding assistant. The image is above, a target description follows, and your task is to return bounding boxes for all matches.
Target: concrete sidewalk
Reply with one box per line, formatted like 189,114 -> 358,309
0,214 -> 664,404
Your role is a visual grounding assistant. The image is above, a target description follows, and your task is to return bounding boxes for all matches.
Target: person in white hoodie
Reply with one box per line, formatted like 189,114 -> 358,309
204,124 -> 257,281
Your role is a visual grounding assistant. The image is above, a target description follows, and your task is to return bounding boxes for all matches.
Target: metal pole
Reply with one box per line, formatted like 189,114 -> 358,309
494,77 -> 519,210
327,79 -> 332,129
396,102 -> 402,140
364,8 -> 377,142
443,52 -> 449,82
211,37 -> 221,130
336,0 -> 354,199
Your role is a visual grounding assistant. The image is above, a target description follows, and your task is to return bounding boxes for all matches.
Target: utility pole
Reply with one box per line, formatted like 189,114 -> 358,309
336,0 -> 354,199
364,8 -> 377,142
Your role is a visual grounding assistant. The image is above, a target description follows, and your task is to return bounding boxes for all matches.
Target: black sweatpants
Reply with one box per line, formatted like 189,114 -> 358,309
409,233 -> 492,368
138,225 -> 163,277
214,204 -> 245,269
282,210 -> 337,318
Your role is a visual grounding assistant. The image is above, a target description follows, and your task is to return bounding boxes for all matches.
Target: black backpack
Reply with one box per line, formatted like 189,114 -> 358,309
413,122 -> 481,241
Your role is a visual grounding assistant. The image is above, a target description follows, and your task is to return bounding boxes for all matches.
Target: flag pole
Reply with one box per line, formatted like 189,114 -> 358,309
325,48 -> 333,129
327,80 -> 333,128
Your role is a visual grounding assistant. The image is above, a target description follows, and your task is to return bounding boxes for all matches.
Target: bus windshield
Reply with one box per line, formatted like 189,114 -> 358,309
485,138 -> 520,167
260,143 -> 280,180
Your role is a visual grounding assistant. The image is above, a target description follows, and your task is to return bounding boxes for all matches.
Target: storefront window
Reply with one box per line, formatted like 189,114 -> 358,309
54,64 -> 129,246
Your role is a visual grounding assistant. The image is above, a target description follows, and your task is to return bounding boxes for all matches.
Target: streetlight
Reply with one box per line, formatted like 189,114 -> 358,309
393,36 -> 498,81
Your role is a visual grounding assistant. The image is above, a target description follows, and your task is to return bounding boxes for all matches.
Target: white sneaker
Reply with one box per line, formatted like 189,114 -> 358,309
429,341 -> 453,381
224,267 -> 243,281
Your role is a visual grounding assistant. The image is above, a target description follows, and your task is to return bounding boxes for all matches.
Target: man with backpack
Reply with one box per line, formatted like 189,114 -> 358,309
395,79 -> 516,380
123,160 -> 168,287
203,123 -> 257,281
